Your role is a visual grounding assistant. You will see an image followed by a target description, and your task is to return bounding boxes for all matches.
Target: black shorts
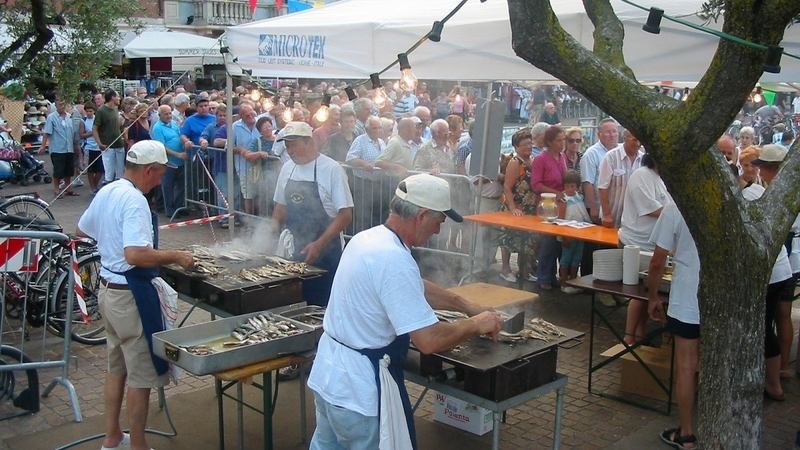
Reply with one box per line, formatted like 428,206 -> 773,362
87,150 -> 104,174
770,277 -> 795,303
666,316 -> 700,340
50,152 -> 74,179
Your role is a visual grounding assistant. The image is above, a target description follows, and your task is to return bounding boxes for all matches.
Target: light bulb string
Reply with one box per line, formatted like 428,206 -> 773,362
619,0 -> 799,61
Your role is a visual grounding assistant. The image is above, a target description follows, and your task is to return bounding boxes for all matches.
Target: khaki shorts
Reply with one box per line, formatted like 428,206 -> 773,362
100,285 -> 169,389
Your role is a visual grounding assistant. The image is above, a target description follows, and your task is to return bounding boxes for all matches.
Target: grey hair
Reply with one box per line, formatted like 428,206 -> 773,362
739,126 -> 755,137
598,117 -> 618,128
430,119 -> 449,133
413,106 -> 430,116
174,93 -> 190,106
389,195 -> 423,219
353,97 -> 373,112
530,121 -> 549,138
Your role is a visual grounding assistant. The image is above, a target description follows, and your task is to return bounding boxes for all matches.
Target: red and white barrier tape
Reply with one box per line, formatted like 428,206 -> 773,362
158,213 -> 233,230
70,241 -> 91,324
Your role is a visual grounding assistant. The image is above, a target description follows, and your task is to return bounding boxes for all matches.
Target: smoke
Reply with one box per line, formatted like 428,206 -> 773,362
217,216 -> 280,256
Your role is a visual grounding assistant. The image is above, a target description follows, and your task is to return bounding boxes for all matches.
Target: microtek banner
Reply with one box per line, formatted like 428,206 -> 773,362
258,34 -> 326,67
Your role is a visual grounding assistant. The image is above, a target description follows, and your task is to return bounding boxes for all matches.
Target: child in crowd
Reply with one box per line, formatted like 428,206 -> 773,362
558,170 -> 590,294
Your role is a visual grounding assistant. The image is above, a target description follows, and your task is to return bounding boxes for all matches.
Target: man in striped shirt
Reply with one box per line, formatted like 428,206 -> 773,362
597,129 -> 644,228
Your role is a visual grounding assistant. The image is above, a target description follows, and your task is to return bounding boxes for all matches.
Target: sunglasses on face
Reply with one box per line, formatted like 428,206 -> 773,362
568,138 -> 582,143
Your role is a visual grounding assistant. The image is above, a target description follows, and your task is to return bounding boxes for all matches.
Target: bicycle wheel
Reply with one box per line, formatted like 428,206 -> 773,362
0,345 -> 39,419
0,195 -> 54,221
47,253 -> 106,345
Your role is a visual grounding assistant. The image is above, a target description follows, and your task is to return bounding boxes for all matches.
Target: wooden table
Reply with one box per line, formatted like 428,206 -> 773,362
464,211 -> 619,247
566,275 -> 673,414
213,354 -> 312,450
447,282 -> 539,309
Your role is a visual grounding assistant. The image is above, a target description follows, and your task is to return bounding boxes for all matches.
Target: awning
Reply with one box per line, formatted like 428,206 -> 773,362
123,30 -> 222,59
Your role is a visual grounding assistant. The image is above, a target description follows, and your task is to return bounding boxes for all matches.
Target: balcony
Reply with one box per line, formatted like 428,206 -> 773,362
163,1 -> 278,31
192,0 -> 272,27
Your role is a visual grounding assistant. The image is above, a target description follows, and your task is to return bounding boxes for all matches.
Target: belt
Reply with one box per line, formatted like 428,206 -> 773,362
101,278 -> 129,290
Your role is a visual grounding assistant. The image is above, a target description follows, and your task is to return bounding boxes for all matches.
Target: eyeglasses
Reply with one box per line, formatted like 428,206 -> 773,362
567,138 -> 582,143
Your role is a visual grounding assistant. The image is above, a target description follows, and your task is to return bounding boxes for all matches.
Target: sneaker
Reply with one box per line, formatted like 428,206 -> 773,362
73,177 -> 84,187
278,363 -> 300,381
597,293 -> 617,307
561,286 -> 582,295
100,432 -> 130,450
499,272 -> 517,283
526,274 -> 538,282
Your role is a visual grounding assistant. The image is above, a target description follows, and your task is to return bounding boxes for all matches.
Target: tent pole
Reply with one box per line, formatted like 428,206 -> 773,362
226,72 -> 235,237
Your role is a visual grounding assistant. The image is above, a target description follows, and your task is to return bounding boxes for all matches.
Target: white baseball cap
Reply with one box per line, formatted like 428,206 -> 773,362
752,144 -> 787,165
276,121 -> 313,142
126,140 -> 169,166
395,173 -> 463,222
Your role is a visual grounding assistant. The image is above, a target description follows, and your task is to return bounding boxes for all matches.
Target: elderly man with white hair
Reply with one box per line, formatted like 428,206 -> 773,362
413,119 -> 454,173
172,93 -> 191,126
414,106 -> 432,141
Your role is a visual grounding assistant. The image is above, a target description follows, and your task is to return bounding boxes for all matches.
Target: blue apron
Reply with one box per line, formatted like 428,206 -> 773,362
284,158 -> 342,306
105,210 -> 168,376
327,332 -> 417,449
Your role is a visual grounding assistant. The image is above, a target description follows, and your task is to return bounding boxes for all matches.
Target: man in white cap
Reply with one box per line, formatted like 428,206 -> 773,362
308,173 -> 502,450
77,140 -> 194,450
272,121 -> 353,307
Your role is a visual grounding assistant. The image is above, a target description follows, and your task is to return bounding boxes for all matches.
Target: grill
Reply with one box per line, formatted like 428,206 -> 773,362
160,255 -> 326,315
408,326 -> 582,401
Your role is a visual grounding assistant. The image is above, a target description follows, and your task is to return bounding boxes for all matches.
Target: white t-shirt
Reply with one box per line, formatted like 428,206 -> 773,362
273,153 -> 354,218
649,203 -> 700,325
742,183 -> 793,284
792,96 -> 800,114
619,167 -> 672,251
307,225 -> 439,417
77,179 -> 154,284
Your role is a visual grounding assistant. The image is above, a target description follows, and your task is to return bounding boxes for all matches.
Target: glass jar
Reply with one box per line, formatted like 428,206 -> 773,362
539,193 -> 558,222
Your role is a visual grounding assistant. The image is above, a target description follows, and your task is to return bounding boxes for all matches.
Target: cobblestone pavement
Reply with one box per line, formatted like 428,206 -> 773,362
0,171 -> 797,449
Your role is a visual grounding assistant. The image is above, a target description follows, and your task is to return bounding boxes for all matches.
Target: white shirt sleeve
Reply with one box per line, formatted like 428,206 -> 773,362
121,197 -> 154,249
650,205 -> 678,253
628,171 -> 664,217
272,162 -> 292,206
596,152 -> 613,190
378,266 -> 438,336
579,150 -> 594,184
326,162 -> 355,211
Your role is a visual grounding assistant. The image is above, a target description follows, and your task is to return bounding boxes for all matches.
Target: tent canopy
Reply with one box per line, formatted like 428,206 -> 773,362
123,30 -> 221,58
225,0 -> 800,82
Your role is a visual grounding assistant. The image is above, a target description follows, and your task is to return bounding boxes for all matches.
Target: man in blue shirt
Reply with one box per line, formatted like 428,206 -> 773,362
180,98 -> 216,206
230,104 -> 260,215
181,98 -> 215,146
151,105 -> 188,217
41,99 -> 80,196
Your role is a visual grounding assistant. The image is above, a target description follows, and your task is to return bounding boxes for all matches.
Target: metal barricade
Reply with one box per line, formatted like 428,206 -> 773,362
340,164 -> 481,260
181,145 -> 282,224
0,230 -> 82,421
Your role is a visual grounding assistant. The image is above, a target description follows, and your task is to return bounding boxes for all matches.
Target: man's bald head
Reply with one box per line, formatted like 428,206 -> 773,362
397,117 -> 416,140
717,135 -> 736,163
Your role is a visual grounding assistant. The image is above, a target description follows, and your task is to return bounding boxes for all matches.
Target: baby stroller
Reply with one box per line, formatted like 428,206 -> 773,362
0,131 -> 51,186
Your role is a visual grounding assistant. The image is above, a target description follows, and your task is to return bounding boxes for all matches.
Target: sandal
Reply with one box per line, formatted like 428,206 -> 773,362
660,427 -> 696,449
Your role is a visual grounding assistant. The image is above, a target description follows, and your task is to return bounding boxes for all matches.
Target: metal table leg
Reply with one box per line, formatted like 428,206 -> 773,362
553,387 -> 564,450
237,382 -> 244,450
264,371 -> 273,450
216,379 -> 225,450
588,292 -> 596,394
492,411 -> 502,450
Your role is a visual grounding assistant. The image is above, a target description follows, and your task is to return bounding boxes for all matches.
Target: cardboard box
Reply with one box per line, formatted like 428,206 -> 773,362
601,343 -> 676,403
447,282 -> 538,309
433,392 -> 494,436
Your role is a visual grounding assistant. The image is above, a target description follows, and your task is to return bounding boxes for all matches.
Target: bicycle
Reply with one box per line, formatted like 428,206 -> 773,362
0,212 -> 104,345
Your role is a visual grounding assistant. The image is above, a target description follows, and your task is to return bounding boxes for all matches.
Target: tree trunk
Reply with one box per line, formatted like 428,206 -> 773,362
505,0 -> 800,447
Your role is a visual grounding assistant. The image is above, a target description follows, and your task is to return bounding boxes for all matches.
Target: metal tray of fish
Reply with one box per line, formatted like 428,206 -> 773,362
152,311 -> 317,375
274,304 -> 326,340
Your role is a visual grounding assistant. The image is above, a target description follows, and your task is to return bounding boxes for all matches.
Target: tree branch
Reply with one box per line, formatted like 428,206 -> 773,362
0,0 -> 53,84
582,0 -> 635,79
757,141 -> 800,257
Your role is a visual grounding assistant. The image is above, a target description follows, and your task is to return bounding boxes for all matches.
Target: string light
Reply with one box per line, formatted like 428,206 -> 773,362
642,7 -> 664,34
250,89 -> 262,101
397,53 -> 417,92
752,86 -> 763,104
763,46 -> 783,73
370,74 -> 388,108
313,93 -> 331,123
344,86 -> 357,101
262,96 -> 274,111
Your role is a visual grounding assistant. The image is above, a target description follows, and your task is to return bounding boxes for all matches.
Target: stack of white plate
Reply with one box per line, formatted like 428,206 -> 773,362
593,249 -> 624,281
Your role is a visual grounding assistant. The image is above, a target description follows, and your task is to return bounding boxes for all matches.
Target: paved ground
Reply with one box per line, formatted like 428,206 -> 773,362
0,164 -> 797,449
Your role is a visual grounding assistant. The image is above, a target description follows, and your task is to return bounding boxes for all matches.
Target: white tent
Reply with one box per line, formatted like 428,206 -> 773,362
225,0 -> 800,82
123,30 -> 222,59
